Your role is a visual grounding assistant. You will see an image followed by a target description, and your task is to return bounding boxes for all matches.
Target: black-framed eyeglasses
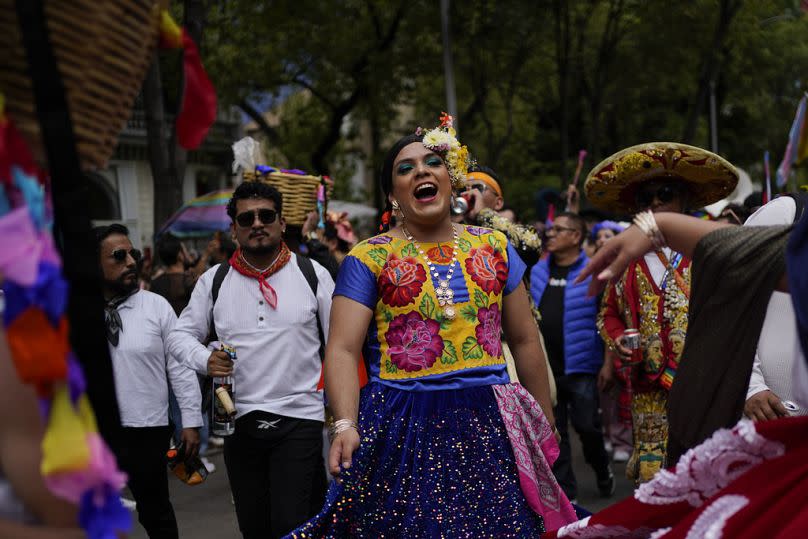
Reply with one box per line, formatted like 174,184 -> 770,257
636,184 -> 682,208
547,225 -> 578,235
111,248 -> 142,263
236,209 -> 278,228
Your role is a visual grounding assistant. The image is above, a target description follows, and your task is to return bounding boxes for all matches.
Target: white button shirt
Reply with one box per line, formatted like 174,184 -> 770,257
743,196 -> 804,415
167,254 -> 334,422
109,290 -> 203,428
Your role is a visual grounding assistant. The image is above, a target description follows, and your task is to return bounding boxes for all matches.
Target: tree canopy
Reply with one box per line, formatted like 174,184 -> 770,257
198,0 -> 808,220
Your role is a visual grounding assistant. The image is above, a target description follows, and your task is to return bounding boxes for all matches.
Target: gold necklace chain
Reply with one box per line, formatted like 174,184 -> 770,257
402,224 -> 460,320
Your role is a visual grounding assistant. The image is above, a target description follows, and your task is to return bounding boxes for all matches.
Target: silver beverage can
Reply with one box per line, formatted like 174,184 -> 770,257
622,328 -> 641,350
451,195 -> 469,215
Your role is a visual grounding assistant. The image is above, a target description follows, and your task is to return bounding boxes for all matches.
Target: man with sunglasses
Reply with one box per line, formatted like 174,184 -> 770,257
167,181 -> 333,538
585,142 -> 738,485
530,212 -> 614,501
95,224 -> 202,539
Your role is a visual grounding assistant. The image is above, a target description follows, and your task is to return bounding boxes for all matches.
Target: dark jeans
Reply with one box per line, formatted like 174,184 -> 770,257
552,373 -> 611,500
117,426 -> 177,539
224,411 -> 327,539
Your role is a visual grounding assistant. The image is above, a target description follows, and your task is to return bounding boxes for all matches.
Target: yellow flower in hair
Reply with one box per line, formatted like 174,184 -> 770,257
420,115 -> 473,187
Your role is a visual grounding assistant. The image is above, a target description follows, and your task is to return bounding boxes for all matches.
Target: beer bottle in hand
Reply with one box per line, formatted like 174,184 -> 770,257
212,344 -> 237,436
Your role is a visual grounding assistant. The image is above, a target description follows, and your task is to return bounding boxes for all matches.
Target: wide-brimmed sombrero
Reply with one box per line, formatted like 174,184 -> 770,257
585,142 -> 738,213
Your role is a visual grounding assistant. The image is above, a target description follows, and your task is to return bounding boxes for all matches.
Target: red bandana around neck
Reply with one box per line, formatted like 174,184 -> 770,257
229,242 -> 291,309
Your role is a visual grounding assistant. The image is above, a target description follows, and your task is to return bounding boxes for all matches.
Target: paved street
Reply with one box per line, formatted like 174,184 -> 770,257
130,434 -> 634,538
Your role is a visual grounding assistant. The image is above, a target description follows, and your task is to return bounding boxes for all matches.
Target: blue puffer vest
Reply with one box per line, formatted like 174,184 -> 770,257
530,251 -> 603,375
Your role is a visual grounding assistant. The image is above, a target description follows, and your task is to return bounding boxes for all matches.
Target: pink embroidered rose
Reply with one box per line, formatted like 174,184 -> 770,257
378,254 -> 426,307
475,304 -> 502,356
465,244 -> 507,294
386,312 -> 444,372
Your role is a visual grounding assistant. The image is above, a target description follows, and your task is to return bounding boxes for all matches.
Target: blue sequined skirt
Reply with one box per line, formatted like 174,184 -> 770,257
288,382 -> 546,538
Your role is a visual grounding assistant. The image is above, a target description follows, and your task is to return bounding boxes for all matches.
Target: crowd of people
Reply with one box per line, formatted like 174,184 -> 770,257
4,116 -> 808,538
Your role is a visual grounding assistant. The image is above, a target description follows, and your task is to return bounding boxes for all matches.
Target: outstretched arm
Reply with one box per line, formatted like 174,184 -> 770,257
577,212 -> 734,296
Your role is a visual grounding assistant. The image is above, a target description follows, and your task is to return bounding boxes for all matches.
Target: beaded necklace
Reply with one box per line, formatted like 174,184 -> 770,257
402,224 -> 460,320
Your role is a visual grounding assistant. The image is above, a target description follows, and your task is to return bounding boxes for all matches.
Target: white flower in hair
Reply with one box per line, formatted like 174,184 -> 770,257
419,113 -> 472,188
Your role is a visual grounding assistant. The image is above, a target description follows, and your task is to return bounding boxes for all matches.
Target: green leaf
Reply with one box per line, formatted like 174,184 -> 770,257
401,243 -> 418,257
461,305 -> 478,323
368,247 -> 389,266
438,314 -> 451,331
419,294 -> 437,319
461,337 -> 484,361
457,237 -> 472,253
473,289 -> 489,308
382,309 -> 393,323
441,341 -> 458,364
385,359 -> 398,374
487,234 -> 500,249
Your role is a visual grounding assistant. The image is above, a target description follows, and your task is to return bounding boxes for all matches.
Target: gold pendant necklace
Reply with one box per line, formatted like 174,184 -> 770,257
402,225 -> 460,320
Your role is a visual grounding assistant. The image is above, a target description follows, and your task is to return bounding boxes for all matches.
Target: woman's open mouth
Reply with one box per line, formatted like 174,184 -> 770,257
413,182 -> 438,203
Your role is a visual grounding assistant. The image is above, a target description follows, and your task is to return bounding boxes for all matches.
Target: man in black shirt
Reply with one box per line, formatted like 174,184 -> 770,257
530,212 -> 612,500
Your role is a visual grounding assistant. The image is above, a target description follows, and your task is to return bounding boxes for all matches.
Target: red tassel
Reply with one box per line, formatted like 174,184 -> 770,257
175,30 -> 217,150
379,210 -> 392,232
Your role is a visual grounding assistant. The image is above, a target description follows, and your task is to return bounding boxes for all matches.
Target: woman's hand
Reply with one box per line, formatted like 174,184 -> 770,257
329,428 -> 360,482
575,225 -> 652,296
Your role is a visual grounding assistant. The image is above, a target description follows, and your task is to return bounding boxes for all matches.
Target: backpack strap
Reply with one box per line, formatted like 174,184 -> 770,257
208,261 -> 231,342
201,261 -> 230,414
295,254 -> 325,361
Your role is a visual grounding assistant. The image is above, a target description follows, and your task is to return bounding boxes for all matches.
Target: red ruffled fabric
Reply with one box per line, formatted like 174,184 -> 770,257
543,416 -> 808,538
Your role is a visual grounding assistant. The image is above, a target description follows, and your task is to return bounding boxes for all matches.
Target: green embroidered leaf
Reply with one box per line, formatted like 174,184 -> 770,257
487,234 -> 500,250
401,243 -> 418,257
382,309 -> 393,323
473,288 -> 489,308
437,314 -> 451,331
457,237 -> 472,253
462,337 -> 484,360
461,305 -> 478,323
419,294 -> 437,319
385,358 -> 398,374
441,341 -> 458,364
368,247 -> 389,266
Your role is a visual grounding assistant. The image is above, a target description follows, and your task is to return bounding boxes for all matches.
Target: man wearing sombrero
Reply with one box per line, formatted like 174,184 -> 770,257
586,142 -> 738,484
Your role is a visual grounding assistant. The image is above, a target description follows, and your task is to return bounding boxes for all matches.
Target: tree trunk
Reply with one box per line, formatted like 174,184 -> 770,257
681,0 -> 742,144
149,0 -> 210,236
144,56 -> 182,236
554,0 -> 571,187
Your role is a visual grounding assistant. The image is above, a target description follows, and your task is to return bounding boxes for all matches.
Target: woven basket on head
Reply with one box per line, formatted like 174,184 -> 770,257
0,0 -> 164,170
242,169 -> 331,227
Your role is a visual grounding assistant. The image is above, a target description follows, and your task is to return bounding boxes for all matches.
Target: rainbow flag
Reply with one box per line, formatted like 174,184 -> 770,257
776,93 -> 808,188
157,189 -> 233,238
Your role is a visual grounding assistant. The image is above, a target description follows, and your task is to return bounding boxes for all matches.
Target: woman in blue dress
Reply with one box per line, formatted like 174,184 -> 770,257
289,118 -> 576,538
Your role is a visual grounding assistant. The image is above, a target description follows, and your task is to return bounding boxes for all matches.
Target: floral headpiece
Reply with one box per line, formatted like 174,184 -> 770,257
416,112 -> 473,189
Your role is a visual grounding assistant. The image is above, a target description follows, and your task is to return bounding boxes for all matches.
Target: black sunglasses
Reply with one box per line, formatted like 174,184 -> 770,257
111,248 -> 142,263
636,184 -> 682,208
236,208 -> 278,228
461,183 -> 489,194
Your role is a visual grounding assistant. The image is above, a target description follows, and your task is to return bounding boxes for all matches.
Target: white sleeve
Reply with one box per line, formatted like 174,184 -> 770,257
160,299 -> 203,428
744,196 -> 796,226
746,351 -> 770,400
167,267 -> 217,376
313,260 -> 335,343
